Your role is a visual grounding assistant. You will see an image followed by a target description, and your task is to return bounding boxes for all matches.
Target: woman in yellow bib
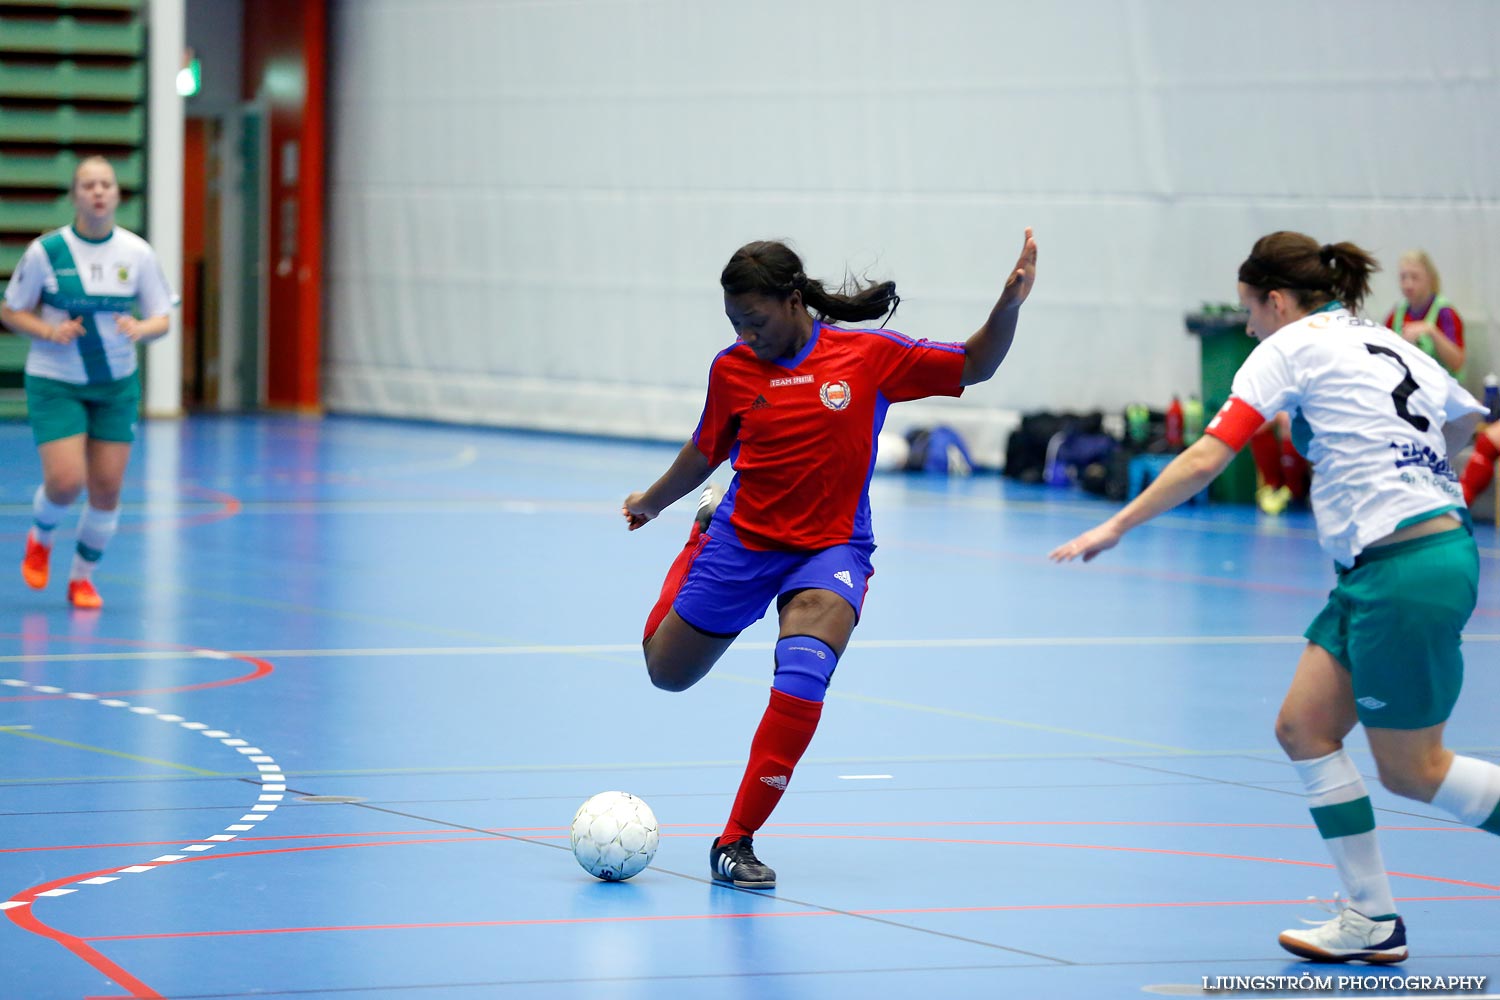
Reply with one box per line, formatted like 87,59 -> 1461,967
1382,250 -> 1464,376
0,157 -> 173,609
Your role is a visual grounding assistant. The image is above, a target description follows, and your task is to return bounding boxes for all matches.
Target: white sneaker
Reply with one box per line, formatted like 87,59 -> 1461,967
693,482 -> 724,534
1278,902 -> 1407,964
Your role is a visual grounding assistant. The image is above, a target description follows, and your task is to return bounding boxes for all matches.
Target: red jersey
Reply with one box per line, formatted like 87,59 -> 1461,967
692,321 -> 967,551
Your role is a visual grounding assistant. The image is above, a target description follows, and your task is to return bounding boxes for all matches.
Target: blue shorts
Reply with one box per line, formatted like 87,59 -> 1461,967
673,533 -> 875,636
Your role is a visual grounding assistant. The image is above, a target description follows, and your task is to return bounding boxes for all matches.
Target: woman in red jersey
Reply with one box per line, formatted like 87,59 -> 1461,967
622,228 -> 1036,888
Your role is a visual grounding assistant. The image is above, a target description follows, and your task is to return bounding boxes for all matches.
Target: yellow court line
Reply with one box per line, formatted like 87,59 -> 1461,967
0,727 -> 226,777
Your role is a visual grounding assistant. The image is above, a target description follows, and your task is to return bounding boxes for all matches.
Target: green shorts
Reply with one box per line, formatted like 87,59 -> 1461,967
1305,526 -> 1480,730
25,372 -> 141,446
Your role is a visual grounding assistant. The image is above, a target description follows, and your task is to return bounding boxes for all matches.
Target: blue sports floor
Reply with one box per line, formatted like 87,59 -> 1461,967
1,415 -> 1496,1000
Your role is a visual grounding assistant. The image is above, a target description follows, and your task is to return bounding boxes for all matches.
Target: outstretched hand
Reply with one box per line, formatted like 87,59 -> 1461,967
997,227 -> 1037,311
1048,521 -> 1122,563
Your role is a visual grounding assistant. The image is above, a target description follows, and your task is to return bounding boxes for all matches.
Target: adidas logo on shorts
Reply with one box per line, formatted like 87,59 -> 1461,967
834,570 -> 853,588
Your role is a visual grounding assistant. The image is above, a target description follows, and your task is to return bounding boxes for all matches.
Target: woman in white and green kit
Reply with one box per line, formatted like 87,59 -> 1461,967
1052,231 -> 1493,965
0,156 -> 173,609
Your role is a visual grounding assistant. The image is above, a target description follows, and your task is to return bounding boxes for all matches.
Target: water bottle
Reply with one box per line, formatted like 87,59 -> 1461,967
1125,403 -> 1150,445
1165,396 -> 1184,449
1485,372 -> 1499,422
1183,395 -> 1205,445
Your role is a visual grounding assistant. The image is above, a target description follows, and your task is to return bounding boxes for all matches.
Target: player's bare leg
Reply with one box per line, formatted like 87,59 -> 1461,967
642,611 -> 738,692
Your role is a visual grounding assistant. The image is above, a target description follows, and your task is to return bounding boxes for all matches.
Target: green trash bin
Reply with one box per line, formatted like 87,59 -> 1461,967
1185,308 -> 1258,504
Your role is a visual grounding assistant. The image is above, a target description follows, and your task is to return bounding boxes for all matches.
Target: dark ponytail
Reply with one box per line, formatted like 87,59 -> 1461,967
720,241 -> 900,324
1237,231 -> 1378,313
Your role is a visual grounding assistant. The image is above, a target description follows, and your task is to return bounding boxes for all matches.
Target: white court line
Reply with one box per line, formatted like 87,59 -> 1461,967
0,674 -> 283,912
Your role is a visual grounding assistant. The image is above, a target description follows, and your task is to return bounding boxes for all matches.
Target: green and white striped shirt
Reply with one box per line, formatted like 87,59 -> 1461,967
3,225 -> 173,385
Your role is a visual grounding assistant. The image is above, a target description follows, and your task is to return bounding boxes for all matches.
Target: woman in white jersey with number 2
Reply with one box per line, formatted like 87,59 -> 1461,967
0,156 -> 172,609
1052,231 -> 1494,964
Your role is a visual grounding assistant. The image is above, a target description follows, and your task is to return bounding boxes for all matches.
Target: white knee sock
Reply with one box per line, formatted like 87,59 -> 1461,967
1294,749 -> 1398,920
31,486 -> 71,546
70,505 -> 120,581
1433,755 -> 1500,835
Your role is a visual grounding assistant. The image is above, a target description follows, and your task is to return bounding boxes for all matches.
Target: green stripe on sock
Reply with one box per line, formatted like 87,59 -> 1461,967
1481,800 -> 1500,836
1310,797 -> 1377,839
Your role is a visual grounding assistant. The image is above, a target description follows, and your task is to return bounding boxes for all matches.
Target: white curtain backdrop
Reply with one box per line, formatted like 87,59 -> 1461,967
323,0 -> 1499,466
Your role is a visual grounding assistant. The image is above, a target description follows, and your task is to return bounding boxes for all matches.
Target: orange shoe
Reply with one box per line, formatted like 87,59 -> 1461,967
67,578 -> 103,610
21,535 -> 50,590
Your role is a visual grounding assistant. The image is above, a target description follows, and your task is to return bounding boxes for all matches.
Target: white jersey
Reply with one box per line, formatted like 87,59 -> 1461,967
2,225 -> 173,385
1226,307 -> 1484,567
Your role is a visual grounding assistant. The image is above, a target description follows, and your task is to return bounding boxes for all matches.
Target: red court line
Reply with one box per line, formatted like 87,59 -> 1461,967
81,893 -> 1500,943
0,632 -> 273,699
165,484 -> 243,531
13,830 -> 1499,990
0,483 -> 242,543
1,818 -> 1483,856
5,863 -> 171,999
9,902 -> 162,998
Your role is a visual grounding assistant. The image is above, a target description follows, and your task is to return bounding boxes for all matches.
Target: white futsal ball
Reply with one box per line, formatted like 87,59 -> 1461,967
570,791 -> 660,881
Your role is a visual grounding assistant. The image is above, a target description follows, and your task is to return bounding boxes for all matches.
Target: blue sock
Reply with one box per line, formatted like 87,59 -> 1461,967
772,636 -> 838,702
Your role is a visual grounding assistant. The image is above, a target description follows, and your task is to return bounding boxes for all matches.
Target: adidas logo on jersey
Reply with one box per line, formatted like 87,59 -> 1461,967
833,570 -> 853,588
751,394 -> 771,410
759,774 -> 789,790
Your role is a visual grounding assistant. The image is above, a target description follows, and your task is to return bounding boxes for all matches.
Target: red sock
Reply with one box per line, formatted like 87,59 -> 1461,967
718,689 -> 823,845
1249,425 -> 1283,488
642,523 -> 708,643
1461,430 -> 1499,505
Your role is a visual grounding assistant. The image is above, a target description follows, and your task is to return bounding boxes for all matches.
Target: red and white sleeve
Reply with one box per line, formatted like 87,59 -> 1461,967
1204,396 -> 1266,451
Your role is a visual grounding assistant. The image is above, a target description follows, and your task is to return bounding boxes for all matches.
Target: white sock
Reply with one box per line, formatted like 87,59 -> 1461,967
1433,755 -> 1500,833
70,505 -> 120,582
1293,749 -> 1398,920
31,485 -> 71,546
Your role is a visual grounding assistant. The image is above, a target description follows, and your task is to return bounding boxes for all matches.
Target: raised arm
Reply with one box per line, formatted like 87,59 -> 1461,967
622,441 -> 716,531
961,227 -> 1037,387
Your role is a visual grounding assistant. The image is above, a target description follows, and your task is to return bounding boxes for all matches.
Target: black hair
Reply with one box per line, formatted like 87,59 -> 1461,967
720,241 -> 899,325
